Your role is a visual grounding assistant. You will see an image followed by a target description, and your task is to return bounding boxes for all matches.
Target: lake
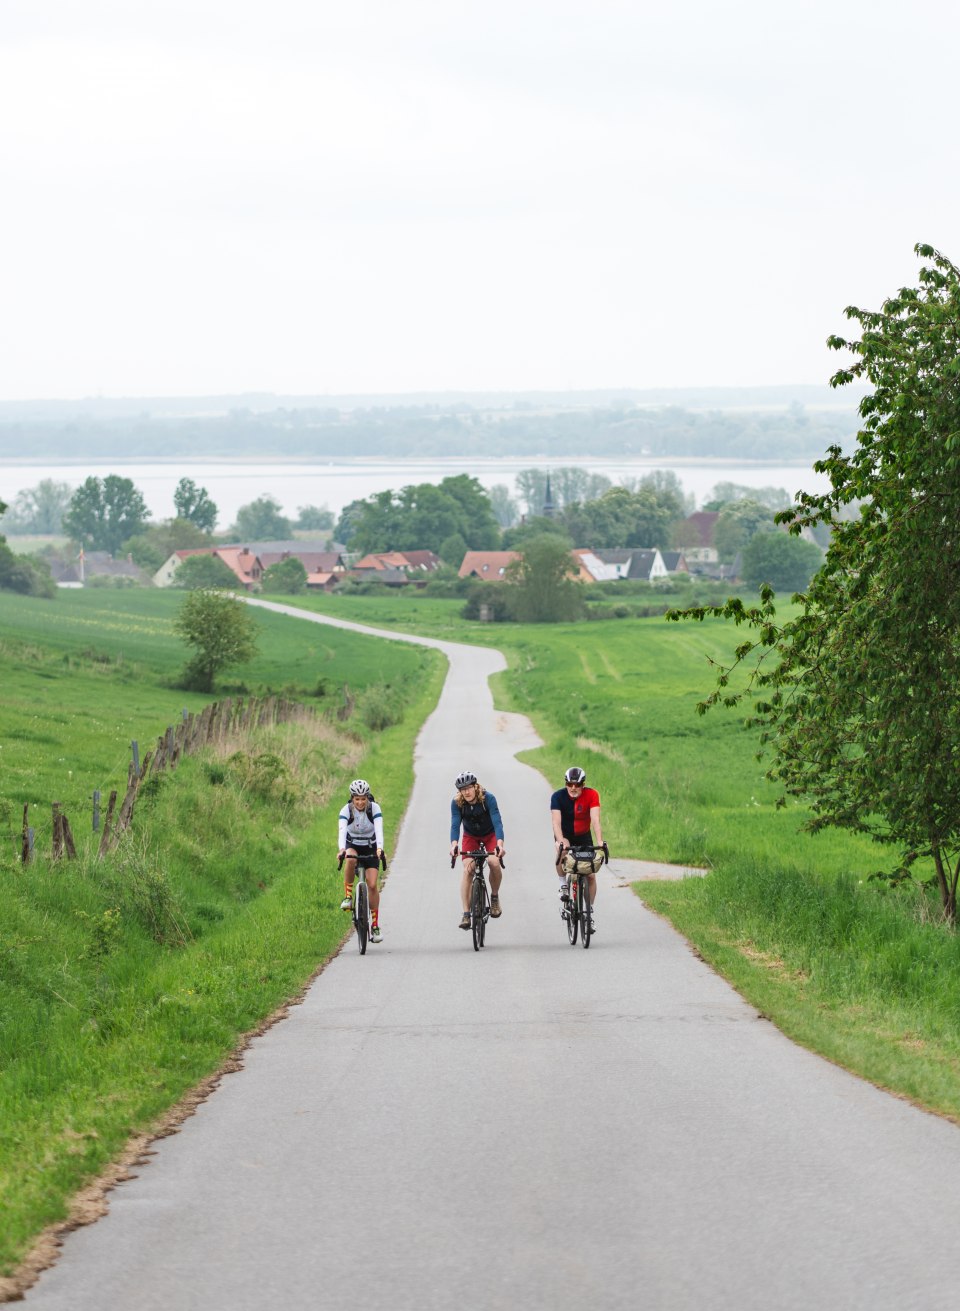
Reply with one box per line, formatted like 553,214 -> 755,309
0,455 -> 830,528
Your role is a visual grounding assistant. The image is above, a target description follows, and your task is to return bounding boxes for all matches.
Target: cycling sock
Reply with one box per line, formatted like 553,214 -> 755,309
372,908 -> 379,926
344,881 -> 352,897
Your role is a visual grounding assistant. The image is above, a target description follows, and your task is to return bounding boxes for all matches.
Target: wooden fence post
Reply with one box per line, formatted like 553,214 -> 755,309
21,805 -> 30,864
52,803 -> 64,859
97,790 -> 118,857
62,814 -> 77,859
92,789 -> 101,832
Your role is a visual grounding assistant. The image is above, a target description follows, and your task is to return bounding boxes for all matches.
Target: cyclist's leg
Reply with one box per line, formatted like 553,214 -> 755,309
487,856 -> 502,897
342,850 -> 358,906
460,856 -> 475,912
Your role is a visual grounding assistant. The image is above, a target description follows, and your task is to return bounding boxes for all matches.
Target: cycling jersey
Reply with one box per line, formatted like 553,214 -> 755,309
450,791 -> 504,843
550,787 -> 600,842
339,801 -> 384,851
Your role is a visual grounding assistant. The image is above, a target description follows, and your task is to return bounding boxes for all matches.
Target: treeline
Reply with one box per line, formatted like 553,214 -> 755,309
0,401 -> 860,461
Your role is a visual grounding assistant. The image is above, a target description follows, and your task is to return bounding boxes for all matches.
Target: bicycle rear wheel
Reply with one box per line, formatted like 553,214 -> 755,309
355,880 -> 369,955
579,876 -> 591,949
566,878 -> 578,945
471,876 -> 486,951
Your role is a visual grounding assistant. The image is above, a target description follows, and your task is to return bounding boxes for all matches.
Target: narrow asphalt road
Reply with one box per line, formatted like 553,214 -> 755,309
23,605 -> 960,1309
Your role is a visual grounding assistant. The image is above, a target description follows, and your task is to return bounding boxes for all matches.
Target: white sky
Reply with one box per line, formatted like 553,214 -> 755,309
2,0 -> 957,399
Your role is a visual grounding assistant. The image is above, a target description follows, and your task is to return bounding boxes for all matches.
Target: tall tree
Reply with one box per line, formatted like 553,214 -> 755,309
173,589 -> 259,692
232,495 -> 292,541
173,477 -> 218,532
504,534 -> 584,622
63,476 -> 149,554
669,244 -> 960,921
1,479 -> 73,534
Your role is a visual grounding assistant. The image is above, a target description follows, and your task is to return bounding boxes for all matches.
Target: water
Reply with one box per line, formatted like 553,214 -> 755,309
0,456 -> 829,529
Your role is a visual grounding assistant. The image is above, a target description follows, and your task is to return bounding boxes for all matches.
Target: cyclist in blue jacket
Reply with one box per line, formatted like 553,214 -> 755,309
450,771 -> 505,930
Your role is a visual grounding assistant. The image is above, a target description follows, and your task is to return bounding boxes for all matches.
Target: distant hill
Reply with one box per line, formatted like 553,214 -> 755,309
0,386 -> 867,462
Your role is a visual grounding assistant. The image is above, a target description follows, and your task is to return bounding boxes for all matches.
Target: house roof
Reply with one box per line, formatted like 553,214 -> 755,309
259,550 -> 344,572
458,551 -> 520,580
213,547 -> 261,586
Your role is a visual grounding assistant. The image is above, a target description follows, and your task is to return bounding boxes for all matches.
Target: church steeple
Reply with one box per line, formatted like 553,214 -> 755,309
542,473 -> 555,519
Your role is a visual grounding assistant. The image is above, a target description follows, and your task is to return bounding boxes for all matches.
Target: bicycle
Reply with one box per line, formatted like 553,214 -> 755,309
559,842 -> 608,949
338,849 -> 387,955
451,842 -> 504,952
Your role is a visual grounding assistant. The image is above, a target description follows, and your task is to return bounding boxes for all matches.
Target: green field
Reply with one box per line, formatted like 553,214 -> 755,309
286,590 -> 960,1124
0,588 -> 444,1286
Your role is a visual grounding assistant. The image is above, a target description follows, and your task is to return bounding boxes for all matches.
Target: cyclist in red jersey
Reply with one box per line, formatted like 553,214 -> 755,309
550,765 -> 604,929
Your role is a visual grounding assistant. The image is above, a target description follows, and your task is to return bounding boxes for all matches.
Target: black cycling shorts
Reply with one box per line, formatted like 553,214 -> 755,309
346,843 -> 379,871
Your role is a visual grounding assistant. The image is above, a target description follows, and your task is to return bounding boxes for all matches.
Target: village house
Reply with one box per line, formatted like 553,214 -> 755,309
458,551 -> 520,581
153,547 -> 263,590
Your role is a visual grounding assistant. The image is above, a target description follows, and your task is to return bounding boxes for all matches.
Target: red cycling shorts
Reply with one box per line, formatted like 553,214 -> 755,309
461,831 -> 497,857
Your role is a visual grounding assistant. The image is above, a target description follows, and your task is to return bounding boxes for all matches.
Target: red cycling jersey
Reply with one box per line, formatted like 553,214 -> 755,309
550,786 -> 601,842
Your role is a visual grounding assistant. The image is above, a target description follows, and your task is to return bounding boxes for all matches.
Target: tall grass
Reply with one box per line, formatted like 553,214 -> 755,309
0,590 -> 446,1283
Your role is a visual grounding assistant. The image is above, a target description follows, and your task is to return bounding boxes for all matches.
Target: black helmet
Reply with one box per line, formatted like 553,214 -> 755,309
564,766 -> 586,785
455,771 -> 478,790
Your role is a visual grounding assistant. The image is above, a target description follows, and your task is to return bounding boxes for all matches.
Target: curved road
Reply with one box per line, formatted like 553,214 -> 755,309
24,604 -> 960,1309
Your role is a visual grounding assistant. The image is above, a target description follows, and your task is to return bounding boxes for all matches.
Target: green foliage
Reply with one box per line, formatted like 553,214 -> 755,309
62,475 -> 150,554
559,484 -> 679,549
174,590 -> 259,692
340,475 -> 500,555
173,478 -> 218,532
504,534 -> 584,622
514,467 -> 612,514
261,556 -> 308,594
0,479 -> 73,535
0,539 -> 57,598
670,244 -> 960,921
232,495 -> 292,541
741,530 -> 822,591
173,553 -> 239,590
295,504 -> 334,531
712,498 -> 775,562
438,532 -> 468,568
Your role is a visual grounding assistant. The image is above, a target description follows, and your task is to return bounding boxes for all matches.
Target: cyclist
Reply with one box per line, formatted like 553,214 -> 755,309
338,779 -> 385,944
449,771 -> 505,930
550,765 -> 604,931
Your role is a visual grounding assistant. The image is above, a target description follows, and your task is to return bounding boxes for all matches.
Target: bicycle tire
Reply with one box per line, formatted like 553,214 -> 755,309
566,878 -> 578,946
479,879 -> 489,948
579,875 -> 591,949
356,879 -> 369,955
471,876 -> 485,951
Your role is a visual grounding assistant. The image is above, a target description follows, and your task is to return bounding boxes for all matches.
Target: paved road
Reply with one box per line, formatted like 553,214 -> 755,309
24,607 -> 960,1309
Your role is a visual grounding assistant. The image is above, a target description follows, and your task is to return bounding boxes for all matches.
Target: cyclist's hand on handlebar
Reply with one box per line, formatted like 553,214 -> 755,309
601,841 -> 610,864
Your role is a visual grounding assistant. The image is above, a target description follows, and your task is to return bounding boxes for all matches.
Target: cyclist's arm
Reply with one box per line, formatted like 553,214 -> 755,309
551,807 -> 568,847
485,793 -> 505,844
372,805 -> 385,851
450,798 -> 462,845
590,804 -> 603,846
337,808 -> 349,851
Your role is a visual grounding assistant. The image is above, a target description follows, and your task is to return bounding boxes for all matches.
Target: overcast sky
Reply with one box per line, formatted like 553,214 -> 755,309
2,0 -> 957,399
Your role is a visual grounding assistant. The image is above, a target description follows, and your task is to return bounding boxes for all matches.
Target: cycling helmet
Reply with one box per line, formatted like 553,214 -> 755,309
455,771 -> 478,790
564,766 -> 586,785
349,778 -> 371,797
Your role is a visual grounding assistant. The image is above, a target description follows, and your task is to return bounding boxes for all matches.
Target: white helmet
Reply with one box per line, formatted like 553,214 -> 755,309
349,778 -> 371,797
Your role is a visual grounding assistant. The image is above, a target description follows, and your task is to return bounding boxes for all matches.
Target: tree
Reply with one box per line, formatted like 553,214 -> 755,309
712,498 -> 775,562
706,482 -> 792,512
669,245 -> 960,921
232,495 -> 292,541
124,518 -> 214,572
504,534 -> 584,622
740,530 -> 822,591
173,478 -> 218,532
343,477 -> 500,556
173,589 -> 259,692
63,476 -> 150,554
261,557 -> 308,594
439,533 -> 468,568
515,467 -> 612,514
295,505 -> 334,531
488,485 -> 520,529
1,479 -> 73,534
173,553 -> 239,590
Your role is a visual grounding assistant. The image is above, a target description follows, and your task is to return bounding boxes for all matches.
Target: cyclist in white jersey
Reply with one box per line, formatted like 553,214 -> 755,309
338,779 -> 385,943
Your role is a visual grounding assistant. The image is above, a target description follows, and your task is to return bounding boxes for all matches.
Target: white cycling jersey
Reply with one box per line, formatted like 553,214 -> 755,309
338,801 -> 384,851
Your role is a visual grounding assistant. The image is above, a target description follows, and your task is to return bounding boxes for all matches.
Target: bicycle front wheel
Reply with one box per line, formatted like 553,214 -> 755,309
579,876 -> 591,949
355,880 -> 369,955
471,877 -> 486,951
566,878 -> 578,945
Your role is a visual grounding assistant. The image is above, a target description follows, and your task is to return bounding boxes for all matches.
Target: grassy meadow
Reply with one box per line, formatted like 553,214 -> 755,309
0,588 -> 444,1285
291,589 -> 960,1122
